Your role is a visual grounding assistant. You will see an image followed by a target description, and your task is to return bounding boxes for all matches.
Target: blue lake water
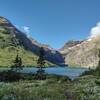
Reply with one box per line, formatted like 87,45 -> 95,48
0,67 -> 88,79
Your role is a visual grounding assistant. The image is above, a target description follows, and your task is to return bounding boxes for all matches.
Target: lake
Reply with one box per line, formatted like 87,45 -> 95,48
0,67 -> 88,79
23,67 -> 88,79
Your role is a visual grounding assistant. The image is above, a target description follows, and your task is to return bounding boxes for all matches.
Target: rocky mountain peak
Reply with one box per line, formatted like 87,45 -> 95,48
0,16 -> 9,24
59,35 -> 100,68
60,40 -> 83,52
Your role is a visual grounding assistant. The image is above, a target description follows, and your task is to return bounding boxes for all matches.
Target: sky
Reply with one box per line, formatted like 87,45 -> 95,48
0,0 -> 100,49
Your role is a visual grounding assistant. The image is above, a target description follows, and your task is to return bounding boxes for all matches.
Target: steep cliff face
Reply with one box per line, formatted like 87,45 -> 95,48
0,16 -> 64,66
30,38 -> 64,65
0,16 -> 39,52
60,37 -> 100,68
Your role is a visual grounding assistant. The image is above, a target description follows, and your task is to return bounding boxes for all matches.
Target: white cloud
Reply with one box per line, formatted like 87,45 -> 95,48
22,26 -> 30,37
23,26 -> 30,34
90,22 -> 100,38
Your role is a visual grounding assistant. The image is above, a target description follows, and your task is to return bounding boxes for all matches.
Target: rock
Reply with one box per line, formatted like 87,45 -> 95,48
60,37 -> 100,68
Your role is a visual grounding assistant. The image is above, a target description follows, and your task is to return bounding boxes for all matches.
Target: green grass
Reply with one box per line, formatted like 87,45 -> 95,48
0,74 -> 71,100
68,75 -> 100,100
0,46 -> 54,67
0,70 -> 100,100
0,29 -> 54,67
0,46 -> 37,67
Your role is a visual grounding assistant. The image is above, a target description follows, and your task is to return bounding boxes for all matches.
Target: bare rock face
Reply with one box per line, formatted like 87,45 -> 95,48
30,38 -> 64,65
60,37 -> 100,68
0,16 -> 64,66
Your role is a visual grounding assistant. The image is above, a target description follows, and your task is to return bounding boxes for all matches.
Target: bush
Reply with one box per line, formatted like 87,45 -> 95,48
81,69 -> 95,76
34,69 -> 46,80
0,70 -> 23,82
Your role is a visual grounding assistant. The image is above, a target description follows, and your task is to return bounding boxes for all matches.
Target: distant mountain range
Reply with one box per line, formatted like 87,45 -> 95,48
0,16 -> 100,68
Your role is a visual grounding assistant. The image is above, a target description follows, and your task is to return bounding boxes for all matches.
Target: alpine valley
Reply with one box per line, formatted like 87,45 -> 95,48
0,16 -> 100,68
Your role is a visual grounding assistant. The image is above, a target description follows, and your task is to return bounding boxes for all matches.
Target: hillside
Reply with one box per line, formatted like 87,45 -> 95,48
60,37 -> 100,68
0,16 -> 64,67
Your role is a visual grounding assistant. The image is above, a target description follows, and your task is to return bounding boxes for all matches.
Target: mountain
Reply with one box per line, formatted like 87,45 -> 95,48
30,37 -> 64,65
60,40 -> 83,50
0,16 -> 64,67
1,16 -> 100,68
60,37 -> 100,68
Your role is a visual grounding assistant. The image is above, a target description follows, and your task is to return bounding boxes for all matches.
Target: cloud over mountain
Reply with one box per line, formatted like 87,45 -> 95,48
23,26 -> 30,37
90,22 -> 100,38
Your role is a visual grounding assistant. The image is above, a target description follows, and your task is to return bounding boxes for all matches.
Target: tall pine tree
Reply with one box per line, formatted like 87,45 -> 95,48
11,53 -> 23,71
35,47 -> 46,80
37,47 -> 45,70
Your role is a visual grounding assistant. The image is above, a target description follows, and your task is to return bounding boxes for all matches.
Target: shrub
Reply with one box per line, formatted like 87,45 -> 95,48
34,69 -> 46,80
0,70 -> 23,82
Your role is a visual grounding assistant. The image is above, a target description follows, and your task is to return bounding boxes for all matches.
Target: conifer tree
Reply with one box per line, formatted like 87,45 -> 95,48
11,53 -> 23,71
37,47 -> 45,70
36,47 -> 46,80
11,34 -> 23,71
